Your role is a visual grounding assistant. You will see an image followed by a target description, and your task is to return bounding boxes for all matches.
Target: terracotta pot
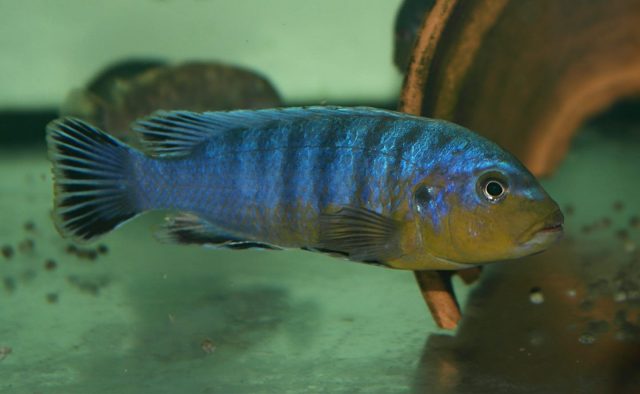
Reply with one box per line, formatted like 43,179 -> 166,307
400,0 -> 640,176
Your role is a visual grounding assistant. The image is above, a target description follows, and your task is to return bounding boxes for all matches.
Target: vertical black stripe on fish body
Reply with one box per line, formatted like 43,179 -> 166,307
254,126 -> 272,234
231,127 -> 263,229
257,125 -> 274,192
379,119 -> 407,214
396,121 -> 424,156
384,122 -> 424,209
338,116 -> 362,207
356,118 -> 388,208
198,133 -> 228,228
215,130 -> 235,227
279,121 -> 304,235
314,118 -> 340,213
393,122 -> 423,177
428,128 -> 450,156
267,124 -> 297,236
206,129 -> 237,219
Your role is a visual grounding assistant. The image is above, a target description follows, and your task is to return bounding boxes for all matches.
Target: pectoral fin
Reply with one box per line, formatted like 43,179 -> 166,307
156,213 -> 282,250
316,207 -> 403,264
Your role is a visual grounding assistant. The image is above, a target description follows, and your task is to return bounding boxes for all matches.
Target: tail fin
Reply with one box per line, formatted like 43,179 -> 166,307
46,118 -> 139,242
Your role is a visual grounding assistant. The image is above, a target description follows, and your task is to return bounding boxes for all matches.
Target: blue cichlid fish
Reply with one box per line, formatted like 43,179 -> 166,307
46,107 -> 563,270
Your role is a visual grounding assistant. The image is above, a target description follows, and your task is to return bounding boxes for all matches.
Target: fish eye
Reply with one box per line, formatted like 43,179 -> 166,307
477,172 -> 509,203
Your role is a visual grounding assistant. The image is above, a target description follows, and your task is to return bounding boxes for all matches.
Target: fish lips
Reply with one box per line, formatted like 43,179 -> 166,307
536,209 -> 565,235
517,209 -> 565,252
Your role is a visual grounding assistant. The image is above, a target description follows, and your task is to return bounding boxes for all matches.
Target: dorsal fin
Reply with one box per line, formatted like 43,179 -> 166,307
134,111 -> 219,157
133,106 -> 412,157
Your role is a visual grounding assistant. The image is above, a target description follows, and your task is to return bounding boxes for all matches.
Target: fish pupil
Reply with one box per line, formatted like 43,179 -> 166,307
485,181 -> 504,197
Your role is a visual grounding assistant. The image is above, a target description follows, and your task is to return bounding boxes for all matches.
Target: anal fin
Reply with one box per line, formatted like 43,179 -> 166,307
156,213 -> 282,250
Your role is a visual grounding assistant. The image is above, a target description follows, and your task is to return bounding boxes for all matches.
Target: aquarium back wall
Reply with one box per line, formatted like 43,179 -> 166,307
0,0 -> 403,109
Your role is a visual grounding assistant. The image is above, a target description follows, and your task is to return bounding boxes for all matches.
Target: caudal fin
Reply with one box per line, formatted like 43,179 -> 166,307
46,118 -> 139,242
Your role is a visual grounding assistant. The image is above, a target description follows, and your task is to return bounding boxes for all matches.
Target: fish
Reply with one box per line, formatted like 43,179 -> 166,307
45,106 -> 564,270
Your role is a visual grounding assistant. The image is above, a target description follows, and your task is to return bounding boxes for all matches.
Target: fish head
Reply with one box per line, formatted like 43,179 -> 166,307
412,144 -> 563,265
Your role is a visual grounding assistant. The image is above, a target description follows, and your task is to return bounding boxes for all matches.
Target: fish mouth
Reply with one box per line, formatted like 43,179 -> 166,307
535,209 -> 565,235
522,208 -> 564,239
514,209 -> 564,257
538,222 -> 563,233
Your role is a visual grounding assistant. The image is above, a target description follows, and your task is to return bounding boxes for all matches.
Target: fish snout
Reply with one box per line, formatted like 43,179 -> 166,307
538,208 -> 564,234
513,208 -> 564,257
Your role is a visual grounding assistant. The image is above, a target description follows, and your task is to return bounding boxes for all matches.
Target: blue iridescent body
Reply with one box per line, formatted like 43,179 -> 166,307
46,107 -> 564,270
136,108 -> 514,239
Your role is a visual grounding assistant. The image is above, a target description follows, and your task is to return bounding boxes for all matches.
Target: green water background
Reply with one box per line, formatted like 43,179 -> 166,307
2,1 -> 640,393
